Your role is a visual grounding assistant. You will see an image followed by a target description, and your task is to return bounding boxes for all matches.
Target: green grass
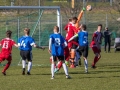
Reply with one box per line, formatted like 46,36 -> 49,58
0,48 -> 120,90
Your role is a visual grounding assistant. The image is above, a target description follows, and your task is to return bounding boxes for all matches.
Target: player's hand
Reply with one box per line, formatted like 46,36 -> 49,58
48,49 -> 51,54
82,7 -> 86,11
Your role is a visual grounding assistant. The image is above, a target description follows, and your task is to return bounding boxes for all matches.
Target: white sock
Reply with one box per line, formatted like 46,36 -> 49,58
84,59 -> 88,70
51,64 -> 54,77
22,60 -> 26,69
62,63 -> 68,76
28,61 -> 32,72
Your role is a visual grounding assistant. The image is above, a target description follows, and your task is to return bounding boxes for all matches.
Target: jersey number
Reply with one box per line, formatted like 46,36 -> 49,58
21,40 -> 26,48
2,41 -> 9,49
55,38 -> 60,46
83,36 -> 88,44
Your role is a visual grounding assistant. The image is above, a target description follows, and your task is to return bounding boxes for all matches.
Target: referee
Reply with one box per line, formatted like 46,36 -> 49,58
103,27 -> 111,53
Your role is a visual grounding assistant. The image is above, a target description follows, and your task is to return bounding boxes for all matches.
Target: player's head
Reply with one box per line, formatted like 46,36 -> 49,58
24,28 -> 30,35
97,24 -> 102,32
68,18 -> 72,22
81,24 -> 87,31
105,27 -> 108,30
6,30 -> 12,38
72,17 -> 78,24
53,26 -> 59,33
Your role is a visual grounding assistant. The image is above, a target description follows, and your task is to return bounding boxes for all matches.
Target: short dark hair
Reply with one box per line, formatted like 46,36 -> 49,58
81,24 -> 87,30
54,26 -> 59,32
24,28 -> 30,35
68,18 -> 72,22
6,30 -> 12,38
98,24 -> 102,28
72,17 -> 78,21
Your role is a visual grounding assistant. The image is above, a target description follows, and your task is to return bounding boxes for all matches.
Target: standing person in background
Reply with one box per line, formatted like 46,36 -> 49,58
103,27 -> 111,53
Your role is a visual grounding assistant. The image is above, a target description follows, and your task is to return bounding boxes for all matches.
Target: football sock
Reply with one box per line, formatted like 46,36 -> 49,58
84,59 -> 88,70
22,60 -> 26,69
2,62 -> 11,73
62,63 -> 68,76
92,56 -> 98,66
28,61 -> 32,72
51,64 -> 54,77
57,61 -> 62,69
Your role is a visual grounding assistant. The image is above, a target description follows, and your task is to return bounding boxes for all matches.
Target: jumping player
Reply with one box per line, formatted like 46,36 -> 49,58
90,24 -> 103,69
48,26 -> 70,79
18,28 -> 45,75
68,24 -> 89,73
0,30 -> 18,75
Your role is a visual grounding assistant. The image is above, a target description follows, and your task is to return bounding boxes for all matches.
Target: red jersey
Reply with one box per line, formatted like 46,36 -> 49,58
90,31 -> 103,47
0,38 -> 16,55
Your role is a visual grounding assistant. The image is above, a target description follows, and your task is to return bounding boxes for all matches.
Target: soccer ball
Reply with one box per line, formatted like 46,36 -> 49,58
86,5 -> 92,11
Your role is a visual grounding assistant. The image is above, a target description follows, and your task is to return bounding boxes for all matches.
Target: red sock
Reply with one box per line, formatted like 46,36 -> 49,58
96,55 -> 101,63
64,47 -> 70,61
2,62 -> 11,73
57,61 -> 62,69
92,56 -> 98,66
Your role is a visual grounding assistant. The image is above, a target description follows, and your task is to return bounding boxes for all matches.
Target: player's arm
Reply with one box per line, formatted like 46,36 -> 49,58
75,8 -> 85,28
48,38 -> 52,53
68,34 -> 78,42
14,44 -> 19,47
33,44 -> 45,50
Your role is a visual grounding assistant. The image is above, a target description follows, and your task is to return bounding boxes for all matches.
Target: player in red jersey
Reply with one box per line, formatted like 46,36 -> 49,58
90,24 -> 103,69
0,30 -> 18,75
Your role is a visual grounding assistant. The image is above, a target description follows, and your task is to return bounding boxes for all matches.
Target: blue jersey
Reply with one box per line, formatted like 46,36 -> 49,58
18,36 -> 35,51
78,31 -> 88,46
50,33 -> 66,56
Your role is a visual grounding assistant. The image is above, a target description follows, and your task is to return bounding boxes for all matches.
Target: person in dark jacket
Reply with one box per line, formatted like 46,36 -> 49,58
103,27 -> 111,53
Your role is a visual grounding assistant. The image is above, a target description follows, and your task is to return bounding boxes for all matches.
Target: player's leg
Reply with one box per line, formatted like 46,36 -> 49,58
75,50 -> 80,66
51,56 -> 56,79
27,51 -> 33,75
70,49 -> 76,68
20,51 -> 26,75
64,46 -> 70,66
58,56 -> 71,79
2,55 -> 11,75
104,41 -> 107,52
83,46 -> 88,73
108,41 -> 111,52
54,60 -> 62,73
91,47 -> 100,68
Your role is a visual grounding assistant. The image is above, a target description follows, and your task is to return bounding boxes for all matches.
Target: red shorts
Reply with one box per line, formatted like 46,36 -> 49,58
0,53 -> 12,62
67,42 -> 73,49
92,47 -> 101,54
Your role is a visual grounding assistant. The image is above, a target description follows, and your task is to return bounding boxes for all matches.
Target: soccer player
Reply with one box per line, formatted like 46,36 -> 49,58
0,30 -> 18,75
90,24 -> 103,69
49,26 -> 70,79
68,24 -> 89,73
18,28 -> 45,75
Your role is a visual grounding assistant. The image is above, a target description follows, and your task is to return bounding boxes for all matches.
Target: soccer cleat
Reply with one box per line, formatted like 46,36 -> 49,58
66,75 -> 71,79
22,71 -> 25,75
27,72 -> 31,75
91,66 -> 97,69
85,69 -> 88,73
54,68 -> 59,73
51,76 -> 54,79
2,72 -> 6,76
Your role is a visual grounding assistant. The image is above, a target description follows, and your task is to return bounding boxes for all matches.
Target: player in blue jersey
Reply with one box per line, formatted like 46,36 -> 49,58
68,24 -> 89,73
48,26 -> 70,79
18,28 -> 45,75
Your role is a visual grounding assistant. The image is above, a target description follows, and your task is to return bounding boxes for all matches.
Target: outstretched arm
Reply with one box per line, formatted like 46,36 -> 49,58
33,44 -> 45,50
75,8 -> 85,28
48,38 -> 52,53
68,34 -> 78,42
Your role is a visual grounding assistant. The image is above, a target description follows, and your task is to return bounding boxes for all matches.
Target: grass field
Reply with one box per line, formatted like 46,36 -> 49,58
0,48 -> 120,90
